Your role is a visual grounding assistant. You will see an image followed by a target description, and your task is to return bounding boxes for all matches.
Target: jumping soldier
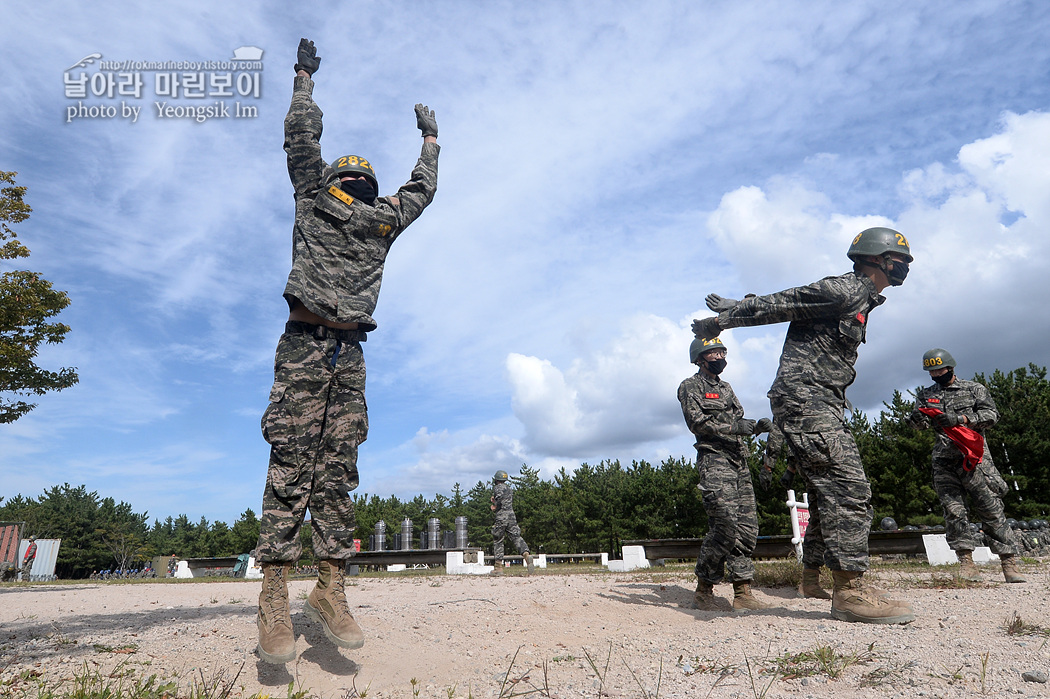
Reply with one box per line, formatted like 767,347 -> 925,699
254,38 -> 439,664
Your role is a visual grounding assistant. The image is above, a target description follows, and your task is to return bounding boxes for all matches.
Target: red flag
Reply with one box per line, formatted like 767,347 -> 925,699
918,407 -> 985,471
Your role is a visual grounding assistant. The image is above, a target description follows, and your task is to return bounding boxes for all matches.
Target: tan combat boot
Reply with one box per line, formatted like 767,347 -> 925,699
799,567 -> 832,599
1001,554 -> 1026,583
831,571 -> 915,625
524,552 -> 535,574
491,559 -> 504,575
732,581 -> 773,611
305,560 -> 364,649
693,580 -> 723,611
955,550 -> 982,582
257,563 -> 296,664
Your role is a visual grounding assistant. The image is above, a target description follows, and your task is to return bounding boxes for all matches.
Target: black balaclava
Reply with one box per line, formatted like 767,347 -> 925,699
932,367 -> 954,387
340,178 -> 377,205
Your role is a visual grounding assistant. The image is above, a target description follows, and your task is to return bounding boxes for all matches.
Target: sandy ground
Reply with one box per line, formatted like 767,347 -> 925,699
2,560 -> 1050,699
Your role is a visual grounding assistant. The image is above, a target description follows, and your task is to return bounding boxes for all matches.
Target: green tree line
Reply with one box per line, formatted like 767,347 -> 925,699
3,365 -> 1047,578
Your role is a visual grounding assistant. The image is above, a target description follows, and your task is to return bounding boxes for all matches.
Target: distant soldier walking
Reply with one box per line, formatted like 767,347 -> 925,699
21,536 -> 37,581
491,471 -> 534,574
695,227 -> 915,624
908,348 -> 1024,584
254,38 -> 439,664
678,336 -> 773,611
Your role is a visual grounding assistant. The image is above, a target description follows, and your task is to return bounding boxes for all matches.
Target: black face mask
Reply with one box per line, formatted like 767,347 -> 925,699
340,179 -> 377,205
887,259 -> 909,286
932,367 -> 954,386
704,358 -> 728,375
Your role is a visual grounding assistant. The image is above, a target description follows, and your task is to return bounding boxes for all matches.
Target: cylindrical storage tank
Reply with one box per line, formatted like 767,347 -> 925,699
455,516 -> 468,548
401,518 -> 413,551
427,518 -> 441,549
374,520 -> 386,551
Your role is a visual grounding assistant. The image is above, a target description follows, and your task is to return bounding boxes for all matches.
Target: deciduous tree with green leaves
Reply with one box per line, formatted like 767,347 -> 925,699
0,171 -> 78,423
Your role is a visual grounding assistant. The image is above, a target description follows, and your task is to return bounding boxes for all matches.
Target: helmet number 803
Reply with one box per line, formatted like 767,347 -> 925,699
924,357 -> 943,368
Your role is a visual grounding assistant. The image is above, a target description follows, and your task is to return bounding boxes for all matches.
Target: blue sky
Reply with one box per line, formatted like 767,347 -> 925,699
2,1 -> 1049,526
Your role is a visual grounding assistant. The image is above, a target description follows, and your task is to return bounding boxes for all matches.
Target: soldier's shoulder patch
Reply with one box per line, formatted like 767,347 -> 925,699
328,184 -> 355,207
704,392 -> 720,399
927,398 -> 941,404
856,312 -> 866,324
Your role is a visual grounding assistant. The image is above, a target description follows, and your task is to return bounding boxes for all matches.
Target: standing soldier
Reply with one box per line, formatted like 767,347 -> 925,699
761,424 -> 831,599
167,553 -> 177,578
908,348 -> 1024,583
21,536 -> 37,582
490,471 -> 534,574
679,336 -> 773,611
254,38 -> 439,665
695,227 -> 915,624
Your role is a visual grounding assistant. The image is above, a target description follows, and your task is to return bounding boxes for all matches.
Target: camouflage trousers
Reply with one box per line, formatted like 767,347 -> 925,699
781,425 -> 872,572
492,511 -> 529,562
255,329 -> 367,563
932,457 -> 1018,556
694,450 -> 758,584
21,559 -> 33,581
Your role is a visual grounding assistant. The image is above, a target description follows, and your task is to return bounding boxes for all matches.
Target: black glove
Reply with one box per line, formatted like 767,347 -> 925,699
780,469 -> 796,489
906,410 -> 928,430
705,294 -> 739,313
730,418 -> 756,435
691,316 -> 721,339
294,38 -> 321,76
414,103 -> 438,138
934,410 -> 964,428
754,417 -> 772,435
758,467 -> 773,491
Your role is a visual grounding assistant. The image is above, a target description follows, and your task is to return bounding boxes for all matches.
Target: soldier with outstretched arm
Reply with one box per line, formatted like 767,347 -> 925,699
693,227 -> 915,625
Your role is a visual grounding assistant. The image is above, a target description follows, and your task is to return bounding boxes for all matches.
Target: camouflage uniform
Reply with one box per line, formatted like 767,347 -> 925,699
716,271 -> 884,572
678,371 -> 759,584
767,424 -> 826,569
909,379 -> 1018,556
491,480 -> 529,562
256,74 -> 439,563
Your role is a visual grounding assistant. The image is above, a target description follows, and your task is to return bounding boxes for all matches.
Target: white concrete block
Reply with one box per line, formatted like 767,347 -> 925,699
923,534 -> 958,565
245,556 -> 262,579
445,551 -> 494,575
600,552 -> 609,567
536,553 -> 547,569
387,564 -> 407,572
622,545 -> 651,570
972,546 -> 1000,564
174,560 -> 192,578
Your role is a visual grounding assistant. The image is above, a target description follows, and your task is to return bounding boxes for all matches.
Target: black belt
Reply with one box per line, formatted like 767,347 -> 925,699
285,320 -> 366,342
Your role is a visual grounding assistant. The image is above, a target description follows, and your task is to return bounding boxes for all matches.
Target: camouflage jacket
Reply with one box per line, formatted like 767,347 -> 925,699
492,481 -> 515,515
717,271 -> 884,430
282,75 -> 439,331
910,378 -> 999,463
677,370 -> 748,460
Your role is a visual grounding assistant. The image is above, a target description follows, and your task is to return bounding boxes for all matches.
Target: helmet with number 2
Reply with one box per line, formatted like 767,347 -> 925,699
330,155 -> 378,191
847,227 -> 913,263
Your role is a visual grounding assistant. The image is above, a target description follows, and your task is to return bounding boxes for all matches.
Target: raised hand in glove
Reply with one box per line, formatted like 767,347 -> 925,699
295,38 -> 321,75
934,410 -> 965,428
705,294 -> 739,313
730,418 -> 757,435
758,467 -> 773,491
780,468 -> 796,489
754,417 -> 772,435
691,316 -> 721,339
414,103 -> 438,138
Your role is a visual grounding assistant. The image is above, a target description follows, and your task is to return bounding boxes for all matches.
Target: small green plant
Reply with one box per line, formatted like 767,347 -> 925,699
228,597 -> 243,604
769,642 -> 880,680
582,642 -> 613,698
1005,611 -> 1050,637
410,677 -> 421,699
92,642 -> 138,653
622,656 -> 662,699
858,659 -> 918,688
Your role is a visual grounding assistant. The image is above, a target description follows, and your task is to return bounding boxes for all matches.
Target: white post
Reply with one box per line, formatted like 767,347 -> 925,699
785,489 -> 810,562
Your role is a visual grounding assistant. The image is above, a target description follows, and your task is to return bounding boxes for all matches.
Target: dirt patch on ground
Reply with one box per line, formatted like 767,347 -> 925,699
2,560 -> 1049,698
